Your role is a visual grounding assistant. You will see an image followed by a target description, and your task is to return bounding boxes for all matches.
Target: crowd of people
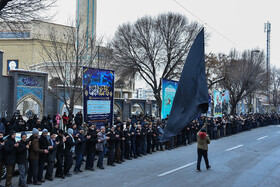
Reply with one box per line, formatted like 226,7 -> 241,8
0,112 -> 279,187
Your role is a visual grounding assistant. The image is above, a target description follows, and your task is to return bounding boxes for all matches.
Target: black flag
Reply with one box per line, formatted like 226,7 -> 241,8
161,28 -> 208,142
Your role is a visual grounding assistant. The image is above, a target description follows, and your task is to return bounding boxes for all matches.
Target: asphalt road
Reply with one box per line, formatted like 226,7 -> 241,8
10,125 -> 280,187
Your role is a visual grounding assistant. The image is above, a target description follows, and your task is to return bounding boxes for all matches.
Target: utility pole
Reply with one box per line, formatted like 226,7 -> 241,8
264,22 -> 271,113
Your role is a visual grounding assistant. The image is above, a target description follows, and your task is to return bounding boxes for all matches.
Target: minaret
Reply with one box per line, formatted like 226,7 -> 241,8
76,0 -> 97,40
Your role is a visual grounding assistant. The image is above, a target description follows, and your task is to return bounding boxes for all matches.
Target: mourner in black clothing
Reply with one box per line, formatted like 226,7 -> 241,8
38,129 -> 50,182
17,132 -> 30,187
64,128 -> 75,176
3,130 -> 18,187
45,132 -> 59,181
85,124 -> 97,171
55,130 -> 66,179
107,126 -> 116,166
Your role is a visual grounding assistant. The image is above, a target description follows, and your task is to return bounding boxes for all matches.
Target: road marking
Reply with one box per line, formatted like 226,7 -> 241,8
257,136 -> 268,140
158,161 -> 197,177
225,144 -> 243,152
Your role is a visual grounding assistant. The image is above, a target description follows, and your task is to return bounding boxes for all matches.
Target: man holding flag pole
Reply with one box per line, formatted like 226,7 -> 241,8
160,28 -> 210,171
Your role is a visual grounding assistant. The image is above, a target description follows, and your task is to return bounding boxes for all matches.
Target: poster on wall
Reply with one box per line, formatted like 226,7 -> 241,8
214,90 -> 222,117
83,67 -> 115,127
161,78 -> 178,119
7,60 -> 19,71
221,90 -> 230,115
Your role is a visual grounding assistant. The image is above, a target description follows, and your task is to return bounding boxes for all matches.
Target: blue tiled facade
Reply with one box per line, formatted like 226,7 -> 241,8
17,86 -> 44,103
17,75 -> 45,103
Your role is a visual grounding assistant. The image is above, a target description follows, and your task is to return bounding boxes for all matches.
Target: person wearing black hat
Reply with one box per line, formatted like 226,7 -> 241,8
17,132 -> 30,187
3,130 -> 18,187
55,130 -> 66,179
196,124 -> 211,172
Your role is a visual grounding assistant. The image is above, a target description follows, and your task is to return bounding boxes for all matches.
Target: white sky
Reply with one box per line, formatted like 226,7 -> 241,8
51,0 -> 279,89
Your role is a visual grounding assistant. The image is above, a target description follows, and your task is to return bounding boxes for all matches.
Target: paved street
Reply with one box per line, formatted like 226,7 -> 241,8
13,125 -> 280,187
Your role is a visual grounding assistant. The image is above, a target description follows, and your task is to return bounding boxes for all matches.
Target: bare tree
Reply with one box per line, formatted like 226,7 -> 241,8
270,66 -> 280,110
205,52 -> 227,89
111,12 -> 201,116
38,19 -> 105,115
0,0 -> 56,28
222,49 -> 267,114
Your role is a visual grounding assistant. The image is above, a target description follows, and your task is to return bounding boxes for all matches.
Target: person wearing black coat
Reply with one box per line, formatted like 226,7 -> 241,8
3,130 -> 18,187
135,125 -> 143,156
50,123 -> 59,135
85,124 -> 97,171
45,132 -> 59,181
129,123 -> 137,158
38,129 -> 50,182
17,132 -> 30,187
0,131 -> 5,185
107,126 -> 116,166
152,123 -> 159,152
64,128 -> 76,176
55,130 -> 66,179
146,123 -> 153,154
114,127 -> 122,164
74,112 -> 83,127
74,128 -> 87,172
123,123 -> 131,160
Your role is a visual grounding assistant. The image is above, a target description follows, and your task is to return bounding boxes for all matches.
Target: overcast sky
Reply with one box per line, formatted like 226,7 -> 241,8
50,0 -> 279,89
52,0 -> 279,68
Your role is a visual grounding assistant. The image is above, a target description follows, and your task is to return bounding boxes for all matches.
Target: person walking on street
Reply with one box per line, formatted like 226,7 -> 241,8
196,124 -> 211,172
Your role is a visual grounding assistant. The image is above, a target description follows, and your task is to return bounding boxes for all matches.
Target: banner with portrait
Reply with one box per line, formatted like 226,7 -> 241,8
83,67 -> 115,127
221,90 -> 230,115
214,90 -> 222,117
161,78 -> 178,119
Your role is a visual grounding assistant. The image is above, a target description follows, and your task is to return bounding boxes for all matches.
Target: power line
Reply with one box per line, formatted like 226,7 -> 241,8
173,0 -> 239,48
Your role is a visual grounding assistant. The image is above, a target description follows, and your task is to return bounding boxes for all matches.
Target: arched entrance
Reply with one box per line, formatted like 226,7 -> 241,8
17,94 -> 43,121
132,103 -> 144,116
114,102 -> 122,120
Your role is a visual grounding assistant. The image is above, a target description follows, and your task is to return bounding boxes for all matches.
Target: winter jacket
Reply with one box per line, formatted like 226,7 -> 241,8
197,128 -> 210,151
96,132 -> 106,152
29,135 -> 45,160
86,129 -> 97,154
75,133 -> 86,154
3,136 -> 17,166
64,134 -> 75,154
39,135 -> 49,162
48,138 -> 58,162
16,140 -> 28,164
